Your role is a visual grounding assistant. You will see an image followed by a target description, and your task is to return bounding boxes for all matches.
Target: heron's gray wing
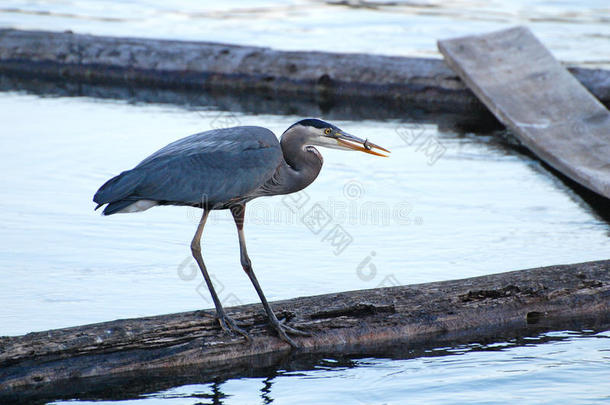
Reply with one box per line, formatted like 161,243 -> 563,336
93,126 -> 283,213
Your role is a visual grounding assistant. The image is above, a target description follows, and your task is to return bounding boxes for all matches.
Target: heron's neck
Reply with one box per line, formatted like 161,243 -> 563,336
277,130 -> 323,193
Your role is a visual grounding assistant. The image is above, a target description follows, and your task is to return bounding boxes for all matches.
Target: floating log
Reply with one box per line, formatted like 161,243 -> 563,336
0,28 -> 609,115
1,259 -> 609,403
438,26 -> 610,200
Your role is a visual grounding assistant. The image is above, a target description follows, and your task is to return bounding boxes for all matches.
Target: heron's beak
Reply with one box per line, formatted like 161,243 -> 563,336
335,132 -> 390,157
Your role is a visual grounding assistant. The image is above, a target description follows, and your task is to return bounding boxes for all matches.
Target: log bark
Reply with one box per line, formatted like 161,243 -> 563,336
1,259 -> 609,402
1,29 -> 609,115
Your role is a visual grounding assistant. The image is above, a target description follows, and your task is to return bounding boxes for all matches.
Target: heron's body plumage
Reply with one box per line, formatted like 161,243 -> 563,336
94,126 -> 286,215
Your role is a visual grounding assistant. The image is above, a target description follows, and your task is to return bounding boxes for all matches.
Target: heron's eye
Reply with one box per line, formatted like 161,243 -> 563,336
324,128 -> 332,135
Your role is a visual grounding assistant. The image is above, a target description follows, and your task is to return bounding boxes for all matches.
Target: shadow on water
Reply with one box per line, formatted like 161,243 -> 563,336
6,316 -> 610,404
539,162 -> 610,225
493,135 -> 610,225
0,73 -> 503,133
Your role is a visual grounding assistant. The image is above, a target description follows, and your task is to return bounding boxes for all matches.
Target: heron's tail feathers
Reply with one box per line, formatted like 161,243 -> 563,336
93,169 -> 144,215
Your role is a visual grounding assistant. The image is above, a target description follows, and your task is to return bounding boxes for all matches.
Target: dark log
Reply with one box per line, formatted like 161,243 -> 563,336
1,28 -> 609,116
1,259 -> 609,402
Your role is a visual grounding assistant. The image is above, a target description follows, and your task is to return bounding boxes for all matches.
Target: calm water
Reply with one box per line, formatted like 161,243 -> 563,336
1,1 -> 609,403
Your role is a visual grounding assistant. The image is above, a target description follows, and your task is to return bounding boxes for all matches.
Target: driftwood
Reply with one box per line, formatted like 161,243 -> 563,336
1,259 -> 609,403
0,28 -> 609,115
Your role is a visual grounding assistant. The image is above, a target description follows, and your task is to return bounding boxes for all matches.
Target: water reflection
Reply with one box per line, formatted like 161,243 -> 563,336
0,73 -> 500,126
260,375 -> 274,405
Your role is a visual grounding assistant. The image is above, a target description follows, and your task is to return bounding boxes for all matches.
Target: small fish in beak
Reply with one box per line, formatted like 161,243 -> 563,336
335,132 -> 390,157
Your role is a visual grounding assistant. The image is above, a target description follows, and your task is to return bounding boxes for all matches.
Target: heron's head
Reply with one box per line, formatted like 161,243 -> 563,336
284,118 -> 390,157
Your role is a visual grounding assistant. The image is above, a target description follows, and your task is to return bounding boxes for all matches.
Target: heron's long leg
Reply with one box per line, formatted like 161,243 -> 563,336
191,209 -> 250,340
230,205 -> 309,348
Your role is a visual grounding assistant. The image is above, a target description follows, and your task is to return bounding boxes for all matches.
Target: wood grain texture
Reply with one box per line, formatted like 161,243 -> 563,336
438,26 -> 610,199
1,259 -> 609,401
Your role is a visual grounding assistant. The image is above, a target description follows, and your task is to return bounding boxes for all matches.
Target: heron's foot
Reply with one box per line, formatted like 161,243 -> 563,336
217,313 -> 251,342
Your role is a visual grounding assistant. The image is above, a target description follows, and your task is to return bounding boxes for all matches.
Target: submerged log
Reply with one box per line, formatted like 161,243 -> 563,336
1,259 -> 609,401
0,29 -> 609,114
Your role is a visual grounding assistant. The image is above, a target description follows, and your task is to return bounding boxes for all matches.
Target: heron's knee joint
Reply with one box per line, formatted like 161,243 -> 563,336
190,242 -> 201,253
241,258 -> 252,272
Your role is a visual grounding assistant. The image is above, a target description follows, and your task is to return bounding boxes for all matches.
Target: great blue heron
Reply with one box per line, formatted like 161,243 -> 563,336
93,118 -> 389,347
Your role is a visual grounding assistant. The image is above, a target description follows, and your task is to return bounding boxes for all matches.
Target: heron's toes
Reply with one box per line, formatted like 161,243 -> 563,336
281,323 -> 311,336
269,321 -> 311,348
278,318 -> 311,336
272,324 -> 299,348
217,313 -> 251,342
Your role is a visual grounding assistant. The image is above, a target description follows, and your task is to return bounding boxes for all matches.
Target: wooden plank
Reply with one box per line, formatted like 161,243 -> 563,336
1,259 -> 609,402
438,26 -> 610,199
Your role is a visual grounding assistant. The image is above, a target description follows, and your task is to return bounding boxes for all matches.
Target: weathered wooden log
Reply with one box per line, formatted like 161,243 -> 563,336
1,29 -> 609,114
1,260 -> 609,402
